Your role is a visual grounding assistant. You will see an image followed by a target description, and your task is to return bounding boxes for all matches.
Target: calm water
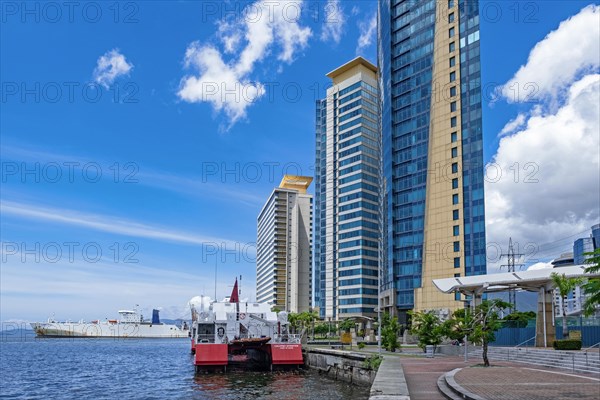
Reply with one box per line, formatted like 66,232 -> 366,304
0,335 -> 369,400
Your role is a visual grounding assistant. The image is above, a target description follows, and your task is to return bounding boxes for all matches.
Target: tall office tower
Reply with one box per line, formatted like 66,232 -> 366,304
256,175 -> 313,313
574,237 -> 595,265
314,57 -> 380,320
379,0 -> 486,322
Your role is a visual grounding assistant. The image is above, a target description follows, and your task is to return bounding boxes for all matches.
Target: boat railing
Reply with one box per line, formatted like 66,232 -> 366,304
272,334 -> 301,344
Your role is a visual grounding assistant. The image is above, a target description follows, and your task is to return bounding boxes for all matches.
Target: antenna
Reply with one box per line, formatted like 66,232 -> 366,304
500,237 -> 525,309
214,256 -> 218,301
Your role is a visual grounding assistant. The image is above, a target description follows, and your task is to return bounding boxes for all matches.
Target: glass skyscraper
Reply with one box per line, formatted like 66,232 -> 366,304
314,58 -> 380,320
378,0 -> 487,322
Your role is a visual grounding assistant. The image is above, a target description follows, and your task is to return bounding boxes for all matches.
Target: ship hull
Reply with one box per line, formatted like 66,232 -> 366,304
194,342 -> 303,372
31,322 -> 189,338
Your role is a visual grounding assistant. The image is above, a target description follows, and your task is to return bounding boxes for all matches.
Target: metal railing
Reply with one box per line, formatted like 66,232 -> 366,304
583,341 -> 600,365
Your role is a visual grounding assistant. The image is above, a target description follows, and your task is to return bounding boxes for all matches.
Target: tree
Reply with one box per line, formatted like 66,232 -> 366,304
338,318 -> 355,333
550,272 -> 584,337
382,315 -> 401,352
583,248 -> 600,316
409,310 -> 445,351
502,311 -> 536,328
469,300 -> 512,367
446,300 -> 511,367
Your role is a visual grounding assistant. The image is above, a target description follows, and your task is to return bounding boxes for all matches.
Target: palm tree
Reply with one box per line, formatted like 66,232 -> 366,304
550,272 -> 584,337
583,249 -> 600,316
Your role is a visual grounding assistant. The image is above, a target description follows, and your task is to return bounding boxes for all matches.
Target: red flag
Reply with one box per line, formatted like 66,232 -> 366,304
229,278 -> 239,303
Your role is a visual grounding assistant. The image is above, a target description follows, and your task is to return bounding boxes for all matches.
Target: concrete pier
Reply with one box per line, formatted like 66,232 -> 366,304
369,356 -> 410,400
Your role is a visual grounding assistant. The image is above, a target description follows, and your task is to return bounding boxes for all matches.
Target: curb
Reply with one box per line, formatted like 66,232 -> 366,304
442,368 -> 487,400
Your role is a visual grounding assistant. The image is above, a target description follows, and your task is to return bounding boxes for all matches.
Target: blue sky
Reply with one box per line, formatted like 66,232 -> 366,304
1,1 -> 599,322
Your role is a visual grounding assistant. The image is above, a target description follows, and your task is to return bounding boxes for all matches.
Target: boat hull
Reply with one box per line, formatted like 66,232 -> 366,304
194,342 -> 303,371
30,322 -> 189,338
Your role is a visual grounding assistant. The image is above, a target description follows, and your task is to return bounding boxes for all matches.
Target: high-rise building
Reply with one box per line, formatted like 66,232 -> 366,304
378,0 -> 487,322
314,57 -> 380,320
591,224 -> 600,250
574,237 -> 595,265
256,175 -> 313,313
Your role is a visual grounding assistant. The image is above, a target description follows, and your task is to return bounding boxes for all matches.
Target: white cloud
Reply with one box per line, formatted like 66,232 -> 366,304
93,49 -> 133,88
499,113 -> 526,136
485,74 -> 600,272
527,262 -> 553,271
498,5 -> 600,102
178,0 -> 312,129
320,0 -> 345,44
356,12 -> 377,56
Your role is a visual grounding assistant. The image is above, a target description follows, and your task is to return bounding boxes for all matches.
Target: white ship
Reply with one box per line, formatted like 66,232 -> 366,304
31,308 -> 190,338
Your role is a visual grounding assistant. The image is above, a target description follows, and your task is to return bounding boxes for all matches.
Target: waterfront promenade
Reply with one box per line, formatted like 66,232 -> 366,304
309,344 -> 600,400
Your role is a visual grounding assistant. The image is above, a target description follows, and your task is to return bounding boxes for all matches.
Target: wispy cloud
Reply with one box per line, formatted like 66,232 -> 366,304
93,49 -> 133,88
356,12 -> 377,56
178,0 -> 312,130
0,200 -> 244,248
499,113 -> 527,136
320,0 -> 346,44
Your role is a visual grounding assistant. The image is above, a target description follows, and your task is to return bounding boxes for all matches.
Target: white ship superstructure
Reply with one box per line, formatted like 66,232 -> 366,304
31,309 -> 189,338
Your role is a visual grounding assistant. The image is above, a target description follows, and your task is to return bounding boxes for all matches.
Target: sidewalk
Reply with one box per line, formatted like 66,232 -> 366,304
399,354 -> 600,400
454,364 -> 600,400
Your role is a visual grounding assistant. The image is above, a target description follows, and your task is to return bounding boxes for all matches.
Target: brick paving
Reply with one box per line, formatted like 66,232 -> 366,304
399,356 -> 478,400
455,364 -> 600,400
397,354 -> 600,400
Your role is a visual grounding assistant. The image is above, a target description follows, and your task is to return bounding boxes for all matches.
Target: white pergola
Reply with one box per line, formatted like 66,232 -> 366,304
432,265 -> 599,347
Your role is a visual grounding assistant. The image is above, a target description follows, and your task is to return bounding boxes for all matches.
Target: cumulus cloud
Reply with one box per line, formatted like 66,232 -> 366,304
527,262 -> 553,271
178,0 -> 312,129
356,12 -> 377,56
320,0 -> 345,44
486,74 -> 600,272
93,49 -> 133,88
498,5 -> 599,102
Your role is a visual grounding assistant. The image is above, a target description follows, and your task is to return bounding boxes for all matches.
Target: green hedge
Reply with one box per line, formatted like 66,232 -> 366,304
553,339 -> 582,350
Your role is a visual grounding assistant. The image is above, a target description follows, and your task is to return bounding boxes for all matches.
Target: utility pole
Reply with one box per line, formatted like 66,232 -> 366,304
500,238 -> 524,309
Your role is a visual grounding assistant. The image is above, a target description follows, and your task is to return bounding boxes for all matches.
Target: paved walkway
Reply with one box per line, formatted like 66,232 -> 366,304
455,364 -> 600,400
398,354 -> 600,400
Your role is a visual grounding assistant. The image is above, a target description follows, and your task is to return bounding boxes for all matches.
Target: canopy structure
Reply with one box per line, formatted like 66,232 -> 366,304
432,265 -> 599,348
433,265 -> 596,295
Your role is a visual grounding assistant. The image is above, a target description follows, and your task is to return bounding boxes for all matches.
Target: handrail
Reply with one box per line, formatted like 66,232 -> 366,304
583,341 -> 600,364
514,336 -> 536,348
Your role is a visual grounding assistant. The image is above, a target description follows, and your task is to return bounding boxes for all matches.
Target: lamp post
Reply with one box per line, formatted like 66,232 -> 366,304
462,298 -> 470,362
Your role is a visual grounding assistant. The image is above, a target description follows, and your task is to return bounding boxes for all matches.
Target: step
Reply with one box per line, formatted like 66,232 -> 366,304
467,353 -> 600,374
437,373 -> 464,400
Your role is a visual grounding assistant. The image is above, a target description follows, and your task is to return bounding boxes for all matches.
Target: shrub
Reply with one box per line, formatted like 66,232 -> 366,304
553,339 -> 582,350
362,354 -> 383,371
357,342 -> 366,350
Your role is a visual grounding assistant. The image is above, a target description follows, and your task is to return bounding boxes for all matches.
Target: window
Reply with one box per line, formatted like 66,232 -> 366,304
450,101 -> 457,112
449,57 -> 456,67
453,209 -> 459,220
451,132 -> 458,142
451,116 -> 457,127
448,0 -> 455,8
452,178 -> 459,189
452,194 -> 459,204
451,147 -> 458,158
452,163 -> 458,173
450,86 -> 457,97
455,292 -> 461,301
453,241 -> 460,252
454,257 -> 460,268
449,27 -> 455,38
453,225 -> 460,236
449,42 -> 455,52
450,71 -> 456,82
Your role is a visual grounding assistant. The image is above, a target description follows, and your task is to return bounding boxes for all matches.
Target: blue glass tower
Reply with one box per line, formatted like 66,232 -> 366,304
378,0 -> 487,321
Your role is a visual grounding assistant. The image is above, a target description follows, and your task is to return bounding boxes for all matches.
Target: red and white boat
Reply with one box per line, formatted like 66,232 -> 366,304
189,279 -> 303,372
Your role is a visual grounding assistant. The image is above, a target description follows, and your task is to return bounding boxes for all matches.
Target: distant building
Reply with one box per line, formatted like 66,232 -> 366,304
314,57 -> 380,320
592,223 -> 600,249
551,252 -> 575,268
574,237 -> 595,265
256,175 -> 313,313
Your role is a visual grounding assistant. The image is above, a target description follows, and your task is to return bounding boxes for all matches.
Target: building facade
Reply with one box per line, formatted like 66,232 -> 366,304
256,175 -> 313,313
574,237 -> 595,265
314,57 -> 380,320
378,0 -> 487,322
